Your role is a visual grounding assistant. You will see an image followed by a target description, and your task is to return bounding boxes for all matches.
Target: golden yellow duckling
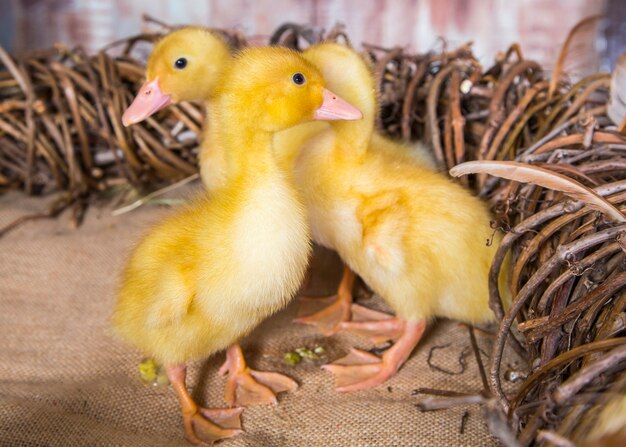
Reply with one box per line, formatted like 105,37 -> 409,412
114,46 -> 361,444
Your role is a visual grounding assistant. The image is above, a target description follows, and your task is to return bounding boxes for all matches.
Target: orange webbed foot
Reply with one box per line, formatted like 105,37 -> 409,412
339,304 -> 402,345
219,344 -> 297,407
182,407 -> 243,446
294,293 -> 352,336
166,365 -> 243,446
321,348 -> 390,392
322,319 -> 426,392
294,266 -> 355,336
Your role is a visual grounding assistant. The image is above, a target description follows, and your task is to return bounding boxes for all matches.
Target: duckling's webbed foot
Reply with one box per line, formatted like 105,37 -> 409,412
339,304 -> 402,345
165,365 -> 243,445
219,344 -> 298,407
322,319 -> 426,392
294,266 -> 355,336
183,408 -> 244,446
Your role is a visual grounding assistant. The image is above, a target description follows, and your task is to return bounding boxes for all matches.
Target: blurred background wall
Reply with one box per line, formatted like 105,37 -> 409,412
1,0 -> 624,69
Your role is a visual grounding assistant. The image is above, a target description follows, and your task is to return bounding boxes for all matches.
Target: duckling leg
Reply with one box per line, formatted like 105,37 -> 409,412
322,319 -> 426,392
294,266 -> 356,336
165,365 -> 243,445
218,344 -> 298,407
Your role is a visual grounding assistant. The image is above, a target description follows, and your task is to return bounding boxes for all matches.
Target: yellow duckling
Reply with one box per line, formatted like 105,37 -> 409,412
114,46 -> 361,444
289,45 -> 437,335
289,43 -> 502,392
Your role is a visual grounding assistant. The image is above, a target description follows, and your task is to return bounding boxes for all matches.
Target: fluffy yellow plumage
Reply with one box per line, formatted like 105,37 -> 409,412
288,43 -> 502,391
298,133 -> 497,323
114,186 -> 310,365
114,43 -> 361,444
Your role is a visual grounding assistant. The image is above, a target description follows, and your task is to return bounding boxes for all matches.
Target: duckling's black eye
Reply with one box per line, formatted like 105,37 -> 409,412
174,58 -> 188,69
292,72 -> 306,85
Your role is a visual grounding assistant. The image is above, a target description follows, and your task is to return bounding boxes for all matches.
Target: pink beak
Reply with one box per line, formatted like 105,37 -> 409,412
314,88 -> 363,121
122,77 -> 172,126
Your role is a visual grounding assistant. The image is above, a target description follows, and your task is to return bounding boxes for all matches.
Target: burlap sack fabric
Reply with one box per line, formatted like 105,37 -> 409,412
0,185 -> 501,447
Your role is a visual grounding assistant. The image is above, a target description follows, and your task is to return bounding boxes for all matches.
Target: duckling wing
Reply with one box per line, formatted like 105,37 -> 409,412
356,189 -> 410,274
145,265 -> 195,329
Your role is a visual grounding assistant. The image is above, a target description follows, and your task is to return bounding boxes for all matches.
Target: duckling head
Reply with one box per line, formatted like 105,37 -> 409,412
219,47 -> 362,133
302,43 -> 377,122
123,27 -> 231,126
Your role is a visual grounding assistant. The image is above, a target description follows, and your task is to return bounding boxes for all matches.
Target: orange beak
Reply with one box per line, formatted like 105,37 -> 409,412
122,77 -> 172,126
314,88 -> 363,121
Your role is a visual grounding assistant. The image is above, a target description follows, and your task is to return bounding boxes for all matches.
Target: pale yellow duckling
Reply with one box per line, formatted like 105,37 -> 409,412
289,45 -> 437,336
290,43 -> 501,392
